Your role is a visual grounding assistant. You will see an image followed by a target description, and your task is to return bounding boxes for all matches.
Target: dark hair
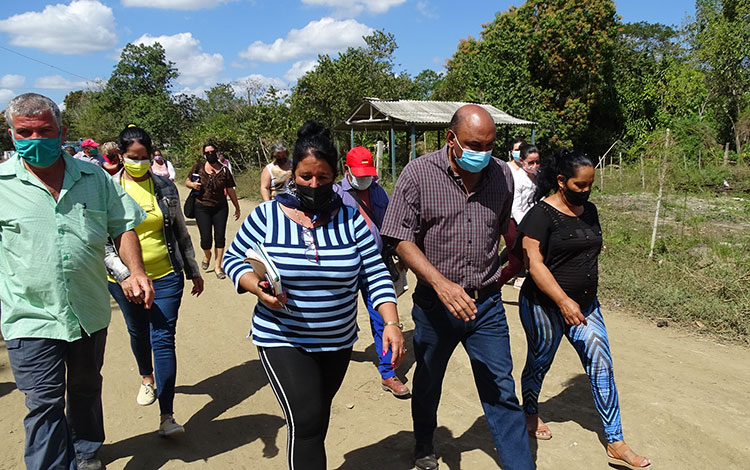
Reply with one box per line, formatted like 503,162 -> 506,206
292,120 -> 338,176
202,143 -> 217,153
118,125 -> 153,156
519,144 -> 539,160
509,138 -> 526,151
534,149 -> 594,202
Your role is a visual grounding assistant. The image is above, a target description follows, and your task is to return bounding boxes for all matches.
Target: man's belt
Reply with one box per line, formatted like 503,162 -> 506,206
464,284 -> 501,301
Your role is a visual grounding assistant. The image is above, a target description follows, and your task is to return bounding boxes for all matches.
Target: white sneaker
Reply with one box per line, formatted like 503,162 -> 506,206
136,383 -> 156,406
158,417 -> 185,437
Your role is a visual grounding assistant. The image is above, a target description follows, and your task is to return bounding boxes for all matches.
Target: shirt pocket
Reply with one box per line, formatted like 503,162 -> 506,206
0,221 -> 23,256
77,205 -> 109,245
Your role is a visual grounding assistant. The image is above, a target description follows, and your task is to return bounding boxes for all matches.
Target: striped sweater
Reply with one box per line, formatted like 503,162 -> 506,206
223,200 -> 397,351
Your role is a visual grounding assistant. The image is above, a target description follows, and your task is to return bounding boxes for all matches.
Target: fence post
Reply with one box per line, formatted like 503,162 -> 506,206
723,142 -> 729,166
649,128 -> 670,261
640,154 -> 645,190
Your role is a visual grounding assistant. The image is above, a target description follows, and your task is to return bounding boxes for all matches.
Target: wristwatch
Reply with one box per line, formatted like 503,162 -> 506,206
384,321 -> 404,331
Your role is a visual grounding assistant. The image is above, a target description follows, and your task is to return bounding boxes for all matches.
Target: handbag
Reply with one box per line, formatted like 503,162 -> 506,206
183,191 -> 196,219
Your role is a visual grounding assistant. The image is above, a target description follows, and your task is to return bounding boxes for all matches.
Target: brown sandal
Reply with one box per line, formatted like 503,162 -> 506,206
525,414 -> 552,440
606,443 -> 651,469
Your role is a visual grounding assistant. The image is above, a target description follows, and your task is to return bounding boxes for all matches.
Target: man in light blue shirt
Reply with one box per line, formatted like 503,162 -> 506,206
1,93 -> 154,470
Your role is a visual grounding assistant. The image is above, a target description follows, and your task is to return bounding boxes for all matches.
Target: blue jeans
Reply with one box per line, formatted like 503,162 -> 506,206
519,295 -> 623,442
362,290 -> 395,380
411,284 -> 534,470
108,271 -> 184,415
6,328 -> 107,469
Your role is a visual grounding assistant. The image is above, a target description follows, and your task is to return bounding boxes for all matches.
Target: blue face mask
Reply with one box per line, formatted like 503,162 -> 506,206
453,135 -> 492,173
512,150 -> 521,162
13,132 -> 63,168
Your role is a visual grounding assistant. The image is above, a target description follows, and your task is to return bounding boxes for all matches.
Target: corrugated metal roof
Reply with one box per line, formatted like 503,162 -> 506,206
370,99 -> 535,125
334,98 -> 536,130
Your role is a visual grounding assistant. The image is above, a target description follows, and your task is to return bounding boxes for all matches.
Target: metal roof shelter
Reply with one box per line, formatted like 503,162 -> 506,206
335,98 -> 537,181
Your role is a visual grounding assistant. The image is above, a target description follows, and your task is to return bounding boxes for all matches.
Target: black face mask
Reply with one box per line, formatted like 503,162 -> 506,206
276,157 -> 288,166
563,186 -> 591,206
296,182 -> 334,213
204,152 -> 219,164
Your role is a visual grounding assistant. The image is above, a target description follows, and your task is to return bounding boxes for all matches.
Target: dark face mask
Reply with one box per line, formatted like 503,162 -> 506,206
276,157 -> 288,166
296,182 -> 334,213
563,186 -> 591,206
204,151 -> 219,164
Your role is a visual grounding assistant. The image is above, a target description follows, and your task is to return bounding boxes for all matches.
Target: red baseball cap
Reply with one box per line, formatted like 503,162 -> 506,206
81,138 -> 99,148
346,146 -> 377,177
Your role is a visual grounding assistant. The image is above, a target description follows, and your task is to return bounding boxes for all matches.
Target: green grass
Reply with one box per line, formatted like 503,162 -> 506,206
594,190 -> 750,343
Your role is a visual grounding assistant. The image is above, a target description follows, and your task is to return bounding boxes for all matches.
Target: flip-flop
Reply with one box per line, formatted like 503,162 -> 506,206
215,271 -> 227,280
528,424 -> 552,440
607,445 -> 651,469
201,260 -> 210,270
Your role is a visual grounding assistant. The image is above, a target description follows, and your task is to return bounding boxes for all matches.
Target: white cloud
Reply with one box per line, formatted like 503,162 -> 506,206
0,74 -> 25,89
0,1 -> 116,55
34,75 -> 90,90
121,0 -> 230,10
239,17 -> 373,63
416,1 -> 438,20
133,33 -> 224,87
0,89 -> 16,110
284,60 -> 318,82
302,0 -> 405,16
233,74 -> 286,91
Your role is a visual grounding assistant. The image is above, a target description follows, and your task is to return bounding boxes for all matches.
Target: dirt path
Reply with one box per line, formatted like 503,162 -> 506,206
1,186 -> 748,469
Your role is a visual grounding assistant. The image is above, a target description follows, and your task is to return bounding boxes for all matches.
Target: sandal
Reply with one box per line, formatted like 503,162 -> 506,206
201,260 -> 210,271
526,414 -> 552,440
607,442 -> 651,469
215,271 -> 227,280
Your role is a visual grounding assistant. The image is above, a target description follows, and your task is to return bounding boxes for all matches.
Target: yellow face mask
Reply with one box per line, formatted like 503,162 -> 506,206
123,157 -> 151,178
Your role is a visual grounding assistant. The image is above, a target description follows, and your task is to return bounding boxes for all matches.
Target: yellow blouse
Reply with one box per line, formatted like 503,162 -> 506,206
116,176 -> 174,280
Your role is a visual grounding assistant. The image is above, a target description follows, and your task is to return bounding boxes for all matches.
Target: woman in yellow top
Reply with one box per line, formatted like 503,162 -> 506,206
105,126 -> 204,437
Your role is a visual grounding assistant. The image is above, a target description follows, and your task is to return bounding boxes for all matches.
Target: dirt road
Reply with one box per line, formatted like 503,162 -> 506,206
1,187 -> 748,469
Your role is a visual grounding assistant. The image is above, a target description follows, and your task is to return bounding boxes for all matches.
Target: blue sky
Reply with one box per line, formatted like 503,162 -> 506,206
0,0 -> 696,110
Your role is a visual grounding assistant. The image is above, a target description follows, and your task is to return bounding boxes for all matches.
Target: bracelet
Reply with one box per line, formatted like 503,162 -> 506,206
384,321 -> 404,331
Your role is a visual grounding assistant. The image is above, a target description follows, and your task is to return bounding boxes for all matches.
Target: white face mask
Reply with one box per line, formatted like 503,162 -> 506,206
349,174 -> 373,190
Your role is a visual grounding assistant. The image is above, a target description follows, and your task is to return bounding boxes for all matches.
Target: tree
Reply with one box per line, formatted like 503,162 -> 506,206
694,0 -> 750,155
289,31 -> 416,128
440,0 -> 621,153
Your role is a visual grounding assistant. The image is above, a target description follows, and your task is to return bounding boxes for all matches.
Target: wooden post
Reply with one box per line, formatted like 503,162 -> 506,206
649,128 -> 670,261
390,124 -> 396,183
640,154 -> 645,190
410,125 -> 417,161
618,152 -> 623,190
424,132 -> 427,154
375,140 -> 384,178
350,128 -> 354,148
723,142 -> 729,166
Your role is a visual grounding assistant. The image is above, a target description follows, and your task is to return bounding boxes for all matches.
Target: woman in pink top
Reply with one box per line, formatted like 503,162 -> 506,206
151,150 -> 176,181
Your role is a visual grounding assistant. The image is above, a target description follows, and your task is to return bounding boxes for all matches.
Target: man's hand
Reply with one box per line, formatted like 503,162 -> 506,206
121,272 -> 155,308
233,206 -> 241,221
434,278 -> 477,321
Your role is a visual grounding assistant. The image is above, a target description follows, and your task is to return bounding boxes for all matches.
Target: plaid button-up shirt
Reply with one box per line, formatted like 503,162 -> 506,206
381,146 -> 514,290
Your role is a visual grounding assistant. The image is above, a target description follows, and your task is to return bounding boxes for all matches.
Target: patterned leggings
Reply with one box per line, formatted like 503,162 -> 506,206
519,294 -> 624,442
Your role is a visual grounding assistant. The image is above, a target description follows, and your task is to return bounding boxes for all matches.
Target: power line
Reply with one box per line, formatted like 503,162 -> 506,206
0,45 -> 93,82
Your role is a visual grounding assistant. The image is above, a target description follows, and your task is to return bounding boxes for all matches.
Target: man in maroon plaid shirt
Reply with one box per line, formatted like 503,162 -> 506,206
382,105 -> 534,470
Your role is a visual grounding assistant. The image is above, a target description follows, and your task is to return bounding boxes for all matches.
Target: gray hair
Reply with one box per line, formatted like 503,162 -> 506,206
5,93 -> 62,130
270,141 -> 288,158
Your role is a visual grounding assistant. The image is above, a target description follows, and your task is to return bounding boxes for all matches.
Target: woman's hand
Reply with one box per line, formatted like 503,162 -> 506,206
382,325 -> 406,369
256,280 -> 287,310
558,297 -> 587,326
233,206 -> 241,221
191,277 -> 204,297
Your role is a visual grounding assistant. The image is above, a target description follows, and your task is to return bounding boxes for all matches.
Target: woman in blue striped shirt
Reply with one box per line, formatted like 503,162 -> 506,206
223,121 -> 405,470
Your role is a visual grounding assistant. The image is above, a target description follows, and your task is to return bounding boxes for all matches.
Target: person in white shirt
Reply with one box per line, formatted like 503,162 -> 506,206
498,144 -> 541,287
